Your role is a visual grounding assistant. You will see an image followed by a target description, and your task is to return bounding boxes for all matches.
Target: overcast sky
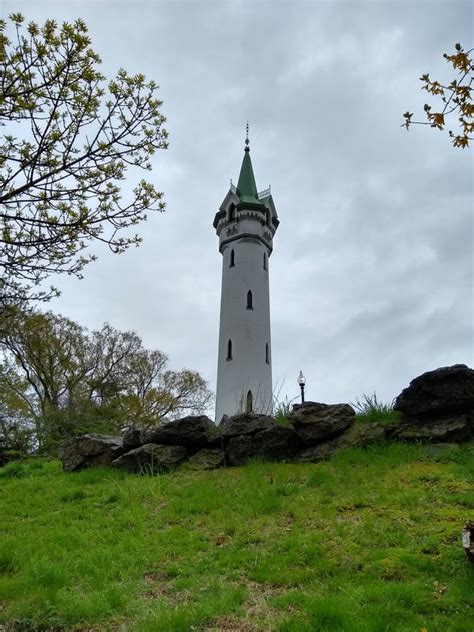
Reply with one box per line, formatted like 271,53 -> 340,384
4,0 -> 473,415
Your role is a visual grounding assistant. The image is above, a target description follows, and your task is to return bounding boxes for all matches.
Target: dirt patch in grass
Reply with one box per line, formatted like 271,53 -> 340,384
142,570 -> 176,600
204,579 -> 285,631
204,615 -> 263,631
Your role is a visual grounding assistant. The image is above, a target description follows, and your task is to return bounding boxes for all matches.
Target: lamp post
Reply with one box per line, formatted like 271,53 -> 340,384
297,371 -> 306,404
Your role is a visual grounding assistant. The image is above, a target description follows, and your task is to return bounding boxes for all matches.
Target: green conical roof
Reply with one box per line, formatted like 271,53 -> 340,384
237,148 -> 259,203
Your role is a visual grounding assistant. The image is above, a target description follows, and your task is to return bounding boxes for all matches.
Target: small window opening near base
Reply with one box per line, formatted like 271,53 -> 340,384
246,390 -> 253,412
226,339 -> 232,361
265,342 -> 270,364
246,290 -> 253,310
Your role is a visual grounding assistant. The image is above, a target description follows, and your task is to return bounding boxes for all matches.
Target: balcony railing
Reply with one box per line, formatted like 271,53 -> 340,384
229,182 -> 271,199
258,186 -> 271,199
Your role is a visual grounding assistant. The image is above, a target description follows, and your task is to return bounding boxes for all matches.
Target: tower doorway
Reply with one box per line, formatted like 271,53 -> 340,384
246,390 -> 253,412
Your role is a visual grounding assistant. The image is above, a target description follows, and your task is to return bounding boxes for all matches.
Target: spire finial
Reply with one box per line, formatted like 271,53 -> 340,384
245,121 -> 250,152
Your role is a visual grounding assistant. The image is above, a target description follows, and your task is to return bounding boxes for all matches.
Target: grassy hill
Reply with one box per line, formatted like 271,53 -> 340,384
0,441 -> 473,631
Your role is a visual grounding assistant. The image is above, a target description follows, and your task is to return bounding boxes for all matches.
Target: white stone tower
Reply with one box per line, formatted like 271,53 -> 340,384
213,132 -> 279,423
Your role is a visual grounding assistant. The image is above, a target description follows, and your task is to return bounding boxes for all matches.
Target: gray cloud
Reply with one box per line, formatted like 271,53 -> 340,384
5,0 -> 473,413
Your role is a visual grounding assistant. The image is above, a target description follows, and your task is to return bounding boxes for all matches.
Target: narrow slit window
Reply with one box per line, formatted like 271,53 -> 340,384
246,390 -> 253,412
246,290 -> 253,310
229,204 -> 236,221
226,339 -> 232,360
263,252 -> 267,270
230,249 -> 235,267
265,343 -> 270,364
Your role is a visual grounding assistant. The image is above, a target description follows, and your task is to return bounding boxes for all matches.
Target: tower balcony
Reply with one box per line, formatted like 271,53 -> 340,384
230,181 -> 271,200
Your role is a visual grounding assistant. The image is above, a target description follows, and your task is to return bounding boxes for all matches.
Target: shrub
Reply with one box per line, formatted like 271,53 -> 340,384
352,392 -> 402,425
273,394 -> 297,427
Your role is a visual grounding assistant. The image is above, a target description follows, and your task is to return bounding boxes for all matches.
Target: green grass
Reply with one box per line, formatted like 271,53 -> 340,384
352,392 -> 402,425
0,443 -> 473,631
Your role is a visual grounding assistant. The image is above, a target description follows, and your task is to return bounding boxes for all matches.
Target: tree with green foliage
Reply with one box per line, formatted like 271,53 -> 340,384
0,367 -> 34,457
0,13 -> 168,308
403,43 -> 473,148
0,311 -> 213,453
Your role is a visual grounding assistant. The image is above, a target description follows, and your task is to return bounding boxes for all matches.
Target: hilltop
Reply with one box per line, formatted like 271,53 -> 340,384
0,441 -> 473,631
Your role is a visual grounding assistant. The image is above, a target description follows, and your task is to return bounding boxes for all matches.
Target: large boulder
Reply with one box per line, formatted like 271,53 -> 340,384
394,364 -> 474,417
225,425 -> 302,466
219,413 -> 275,439
392,365 -> 474,443
111,443 -> 188,474
288,402 -> 356,446
295,422 -> 387,463
144,416 -> 216,454
59,434 -> 124,472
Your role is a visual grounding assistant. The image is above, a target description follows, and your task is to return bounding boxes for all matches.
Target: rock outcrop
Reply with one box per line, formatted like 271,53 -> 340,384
144,415 -> 216,454
57,365 -> 474,473
182,447 -> 226,471
218,413 -> 275,439
226,424 -> 302,466
288,402 -> 356,445
295,422 -> 387,462
394,364 -> 474,417
392,365 -> 474,442
111,444 -> 188,474
388,414 -> 474,443
59,434 -> 124,472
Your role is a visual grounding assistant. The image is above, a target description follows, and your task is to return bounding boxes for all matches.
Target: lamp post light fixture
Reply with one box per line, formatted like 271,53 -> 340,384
297,370 -> 306,404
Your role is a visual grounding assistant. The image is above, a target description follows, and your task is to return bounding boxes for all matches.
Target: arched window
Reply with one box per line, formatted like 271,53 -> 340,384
229,204 -> 236,221
265,343 -> 270,364
226,339 -> 232,360
246,290 -> 253,310
246,390 -> 253,413
230,249 -> 235,267
263,252 -> 267,270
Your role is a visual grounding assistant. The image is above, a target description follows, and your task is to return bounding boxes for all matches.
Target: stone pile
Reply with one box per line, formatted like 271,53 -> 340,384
59,403 -> 380,473
58,364 -> 474,473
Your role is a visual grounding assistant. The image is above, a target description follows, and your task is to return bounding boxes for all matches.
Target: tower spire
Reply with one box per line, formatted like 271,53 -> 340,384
237,123 -> 258,202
